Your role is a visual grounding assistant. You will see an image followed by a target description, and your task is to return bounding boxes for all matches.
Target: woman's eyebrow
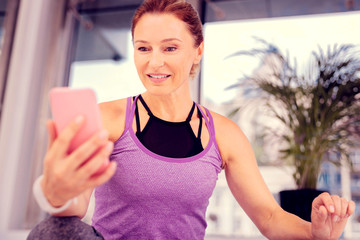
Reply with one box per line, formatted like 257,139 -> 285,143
134,40 -> 148,44
161,38 -> 182,43
134,38 -> 182,44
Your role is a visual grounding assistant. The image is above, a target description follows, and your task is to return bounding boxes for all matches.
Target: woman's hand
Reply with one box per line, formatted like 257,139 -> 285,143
41,116 -> 117,207
311,192 -> 356,240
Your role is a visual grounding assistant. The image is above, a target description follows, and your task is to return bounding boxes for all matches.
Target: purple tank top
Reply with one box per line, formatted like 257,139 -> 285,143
92,96 -> 222,240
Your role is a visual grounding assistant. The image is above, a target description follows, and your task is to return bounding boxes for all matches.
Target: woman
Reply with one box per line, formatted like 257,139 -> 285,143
28,0 -> 355,239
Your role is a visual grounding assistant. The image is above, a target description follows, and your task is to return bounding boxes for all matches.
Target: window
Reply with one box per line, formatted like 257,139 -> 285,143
69,1 -> 144,101
202,1 -> 360,237
0,1 -> 80,237
0,0 -> 17,119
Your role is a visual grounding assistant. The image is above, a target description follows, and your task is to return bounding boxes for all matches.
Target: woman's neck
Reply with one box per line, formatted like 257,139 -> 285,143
141,91 -> 194,122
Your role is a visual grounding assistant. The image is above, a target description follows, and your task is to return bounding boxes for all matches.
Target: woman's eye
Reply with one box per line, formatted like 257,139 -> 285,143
138,47 -> 148,52
165,47 -> 177,52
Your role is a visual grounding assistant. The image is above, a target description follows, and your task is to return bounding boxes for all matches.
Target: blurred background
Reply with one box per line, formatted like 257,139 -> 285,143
0,0 -> 359,239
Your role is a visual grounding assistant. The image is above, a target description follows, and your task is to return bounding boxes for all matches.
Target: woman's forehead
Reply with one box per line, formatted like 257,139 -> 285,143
133,13 -> 192,43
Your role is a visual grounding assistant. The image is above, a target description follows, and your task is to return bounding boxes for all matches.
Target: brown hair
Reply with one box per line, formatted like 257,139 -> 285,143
131,0 -> 204,78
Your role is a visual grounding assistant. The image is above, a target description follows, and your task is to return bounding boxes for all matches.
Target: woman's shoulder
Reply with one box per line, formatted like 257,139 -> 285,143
202,107 -> 239,131
99,97 -> 128,114
98,97 -> 129,142
195,104 -> 239,132
205,108 -> 250,167
208,109 -> 245,141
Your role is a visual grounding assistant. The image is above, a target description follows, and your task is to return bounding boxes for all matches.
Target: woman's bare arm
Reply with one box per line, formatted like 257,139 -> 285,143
212,112 -> 354,239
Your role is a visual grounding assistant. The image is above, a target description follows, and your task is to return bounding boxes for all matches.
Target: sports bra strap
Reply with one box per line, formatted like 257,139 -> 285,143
138,95 -> 153,117
195,103 -> 217,138
129,96 -> 207,140
139,94 -> 196,124
195,103 -> 210,126
196,107 -> 203,139
185,102 -> 196,122
135,99 -> 141,133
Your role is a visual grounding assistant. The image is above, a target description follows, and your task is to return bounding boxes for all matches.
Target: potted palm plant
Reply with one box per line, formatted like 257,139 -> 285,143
226,39 -> 360,221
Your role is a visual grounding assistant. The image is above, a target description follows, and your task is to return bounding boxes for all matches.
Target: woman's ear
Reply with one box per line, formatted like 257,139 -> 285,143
193,41 -> 204,64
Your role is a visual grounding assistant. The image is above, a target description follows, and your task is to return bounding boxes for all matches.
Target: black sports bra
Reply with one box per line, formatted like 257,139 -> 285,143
134,95 -> 204,158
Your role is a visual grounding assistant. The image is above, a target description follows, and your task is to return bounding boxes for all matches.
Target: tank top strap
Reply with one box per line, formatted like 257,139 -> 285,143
204,107 -> 216,137
124,97 -> 132,131
124,95 -> 139,131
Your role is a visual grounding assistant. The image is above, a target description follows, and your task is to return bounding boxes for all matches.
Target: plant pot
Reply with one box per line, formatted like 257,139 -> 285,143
279,189 -> 325,222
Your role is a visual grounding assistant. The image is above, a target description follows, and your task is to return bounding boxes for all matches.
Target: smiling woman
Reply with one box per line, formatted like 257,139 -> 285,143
27,0 -> 355,240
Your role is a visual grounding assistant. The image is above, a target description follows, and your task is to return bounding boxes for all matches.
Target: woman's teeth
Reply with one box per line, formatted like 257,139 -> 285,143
148,74 -> 170,79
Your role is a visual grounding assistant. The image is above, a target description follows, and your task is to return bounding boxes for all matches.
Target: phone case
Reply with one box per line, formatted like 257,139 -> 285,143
49,87 -> 103,153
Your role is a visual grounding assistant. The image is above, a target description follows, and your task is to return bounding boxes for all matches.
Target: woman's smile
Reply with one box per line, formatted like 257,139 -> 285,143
147,73 -> 171,83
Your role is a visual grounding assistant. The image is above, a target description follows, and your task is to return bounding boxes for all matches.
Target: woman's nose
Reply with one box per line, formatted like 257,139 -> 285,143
148,51 -> 164,68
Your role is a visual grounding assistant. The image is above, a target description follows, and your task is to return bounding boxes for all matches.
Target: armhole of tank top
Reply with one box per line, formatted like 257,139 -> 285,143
204,107 -> 224,168
204,108 -> 215,136
197,105 -> 223,162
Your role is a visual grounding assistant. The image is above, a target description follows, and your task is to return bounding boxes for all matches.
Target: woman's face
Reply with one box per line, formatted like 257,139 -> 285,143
133,13 -> 203,96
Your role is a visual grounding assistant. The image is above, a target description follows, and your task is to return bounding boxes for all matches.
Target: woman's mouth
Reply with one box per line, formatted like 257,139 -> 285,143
147,74 -> 171,83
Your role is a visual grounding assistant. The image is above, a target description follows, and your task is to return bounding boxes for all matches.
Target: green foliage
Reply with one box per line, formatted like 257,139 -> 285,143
228,40 -> 360,189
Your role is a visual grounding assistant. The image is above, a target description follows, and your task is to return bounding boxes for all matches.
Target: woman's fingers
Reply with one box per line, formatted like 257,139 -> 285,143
339,197 -> 349,218
313,192 -> 334,214
69,129 -> 109,170
49,115 -> 85,159
331,195 -> 341,222
41,115 -> 117,205
46,120 -> 57,149
87,161 -> 117,188
318,205 -> 328,220
312,192 -> 355,223
346,200 -> 356,218
75,141 -> 113,179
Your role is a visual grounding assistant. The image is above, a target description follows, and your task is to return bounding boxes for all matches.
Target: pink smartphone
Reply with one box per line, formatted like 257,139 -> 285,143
49,87 -> 109,176
49,87 -> 103,153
